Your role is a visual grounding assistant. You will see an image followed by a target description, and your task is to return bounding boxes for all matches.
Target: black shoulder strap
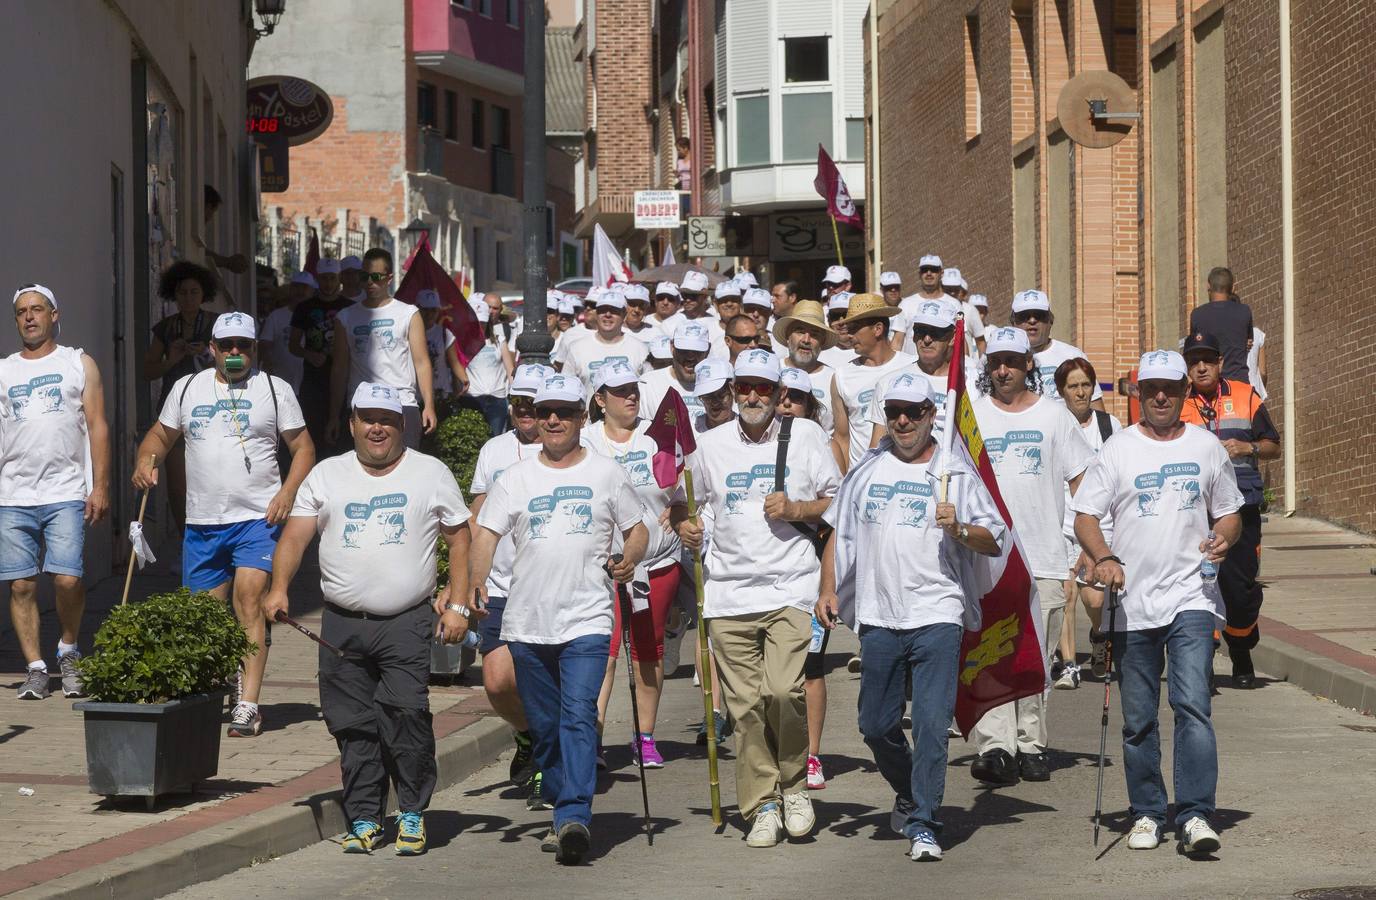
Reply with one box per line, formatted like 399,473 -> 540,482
1095,409 -> 1112,442
178,368 -> 205,408
264,371 -> 280,452
774,415 -> 793,492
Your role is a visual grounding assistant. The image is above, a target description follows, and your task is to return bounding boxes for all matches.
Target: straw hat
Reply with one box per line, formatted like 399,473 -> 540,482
832,292 -> 900,328
771,300 -> 838,350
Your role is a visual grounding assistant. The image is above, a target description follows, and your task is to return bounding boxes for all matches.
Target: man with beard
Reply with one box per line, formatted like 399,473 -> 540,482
830,294 -> 913,471
772,300 -> 840,436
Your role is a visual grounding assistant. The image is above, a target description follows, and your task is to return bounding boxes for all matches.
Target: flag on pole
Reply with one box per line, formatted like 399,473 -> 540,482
592,223 -> 633,288
394,234 -> 485,364
813,144 -> 863,229
941,316 -> 1049,736
303,230 -> 321,276
127,521 -> 157,570
662,241 -> 677,266
646,388 -> 697,489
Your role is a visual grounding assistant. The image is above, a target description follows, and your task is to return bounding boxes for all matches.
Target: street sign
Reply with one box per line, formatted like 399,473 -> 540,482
634,190 -> 682,229
254,132 -> 289,192
768,211 -> 864,261
687,216 -> 726,256
246,76 -> 334,147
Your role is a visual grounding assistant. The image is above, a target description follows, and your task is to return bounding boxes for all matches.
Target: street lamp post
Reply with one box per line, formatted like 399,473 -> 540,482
514,0 -> 553,365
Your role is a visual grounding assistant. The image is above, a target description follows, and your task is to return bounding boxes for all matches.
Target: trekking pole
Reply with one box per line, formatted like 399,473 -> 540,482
607,554 -> 653,845
120,455 -> 157,606
273,609 -> 348,659
683,469 -> 724,827
1093,586 -> 1119,847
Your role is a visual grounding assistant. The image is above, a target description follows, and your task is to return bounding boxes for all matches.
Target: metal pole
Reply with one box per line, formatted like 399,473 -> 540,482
516,0 -> 553,365
1280,0 -> 1296,515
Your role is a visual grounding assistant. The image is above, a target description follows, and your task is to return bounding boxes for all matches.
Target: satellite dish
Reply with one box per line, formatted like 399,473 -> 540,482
1056,71 -> 1138,149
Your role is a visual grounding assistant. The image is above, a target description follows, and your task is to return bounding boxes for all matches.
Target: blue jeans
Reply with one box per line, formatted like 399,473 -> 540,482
1115,609 -> 1217,829
856,622 -> 962,836
509,634 -> 611,830
0,501 -> 87,580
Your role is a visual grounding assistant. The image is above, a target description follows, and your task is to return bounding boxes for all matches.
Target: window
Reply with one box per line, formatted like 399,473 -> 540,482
478,0 -> 492,15
734,96 -> 769,166
472,225 -> 488,285
495,238 -> 512,282
471,98 -> 486,148
783,36 -> 829,84
418,81 -> 438,128
964,15 -> 981,140
845,118 -> 864,160
505,0 -> 519,26
781,92 -> 832,162
443,90 -> 458,140
492,105 -> 511,149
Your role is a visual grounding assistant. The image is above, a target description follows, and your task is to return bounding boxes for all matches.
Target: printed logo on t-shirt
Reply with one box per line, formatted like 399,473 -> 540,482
526,486 -> 595,539
859,388 -> 875,406
862,480 -> 934,527
6,374 -> 64,420
186,398 -> 253,441
353,319 -> 399,352
587,355 -> 631,378
615,449 -> 653,486
342,493 -> 409,548
1132,463 -> 1202,517
985,430 -> 1044,474
723,464 -> 787,516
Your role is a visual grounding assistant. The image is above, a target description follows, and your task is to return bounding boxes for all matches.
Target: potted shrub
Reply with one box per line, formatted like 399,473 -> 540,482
74,588 -> 255,807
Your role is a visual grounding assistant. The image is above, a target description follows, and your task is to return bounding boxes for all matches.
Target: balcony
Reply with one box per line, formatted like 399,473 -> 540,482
491,146 -> 516,197
419,127 -> 444,176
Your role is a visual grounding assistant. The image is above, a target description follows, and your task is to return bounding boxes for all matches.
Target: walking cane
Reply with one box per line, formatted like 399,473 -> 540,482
120,455 -> 157,606
607,554 -> 654,845
273,609 -> 350,659
682,469 -> 724,827
1093,585 -> 1120,847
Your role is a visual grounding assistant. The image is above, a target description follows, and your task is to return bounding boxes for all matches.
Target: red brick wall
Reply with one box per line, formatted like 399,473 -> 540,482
586,0 -> 654,200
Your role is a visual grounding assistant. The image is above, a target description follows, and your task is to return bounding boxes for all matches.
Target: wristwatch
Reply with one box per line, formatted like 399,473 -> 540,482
958,524 -> 970,542
444,603 -> 471,619
1249,441 -> 1260,462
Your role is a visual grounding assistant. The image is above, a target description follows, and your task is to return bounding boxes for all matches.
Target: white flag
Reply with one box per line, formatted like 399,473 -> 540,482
592,224 -> 631,287
128,521 -> 157,570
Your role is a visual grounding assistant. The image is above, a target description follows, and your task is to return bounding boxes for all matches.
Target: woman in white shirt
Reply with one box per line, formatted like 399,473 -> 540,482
584,361 -> 684,770
1053,357 -> 1122,689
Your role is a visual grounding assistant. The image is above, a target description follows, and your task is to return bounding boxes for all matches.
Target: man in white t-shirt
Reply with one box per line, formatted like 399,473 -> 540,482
772,300 -> 839,437
260,282 -> 305,393
878,270 -> 904,310
893,256 -> 985,357
339,255 -> 366,303
1010,289 -> 1104,408
264,382 -> 472,857
640,321 -> 711,425
967,327 -> 1094,786
1072,350 -> 1242,856
464,373 -> 647,865
713,279 -> 743,325
818,294 -> 859,370
133,312 -> 316,737
674,349 -> 841,849
819,374 -> 1006,862
820,264 -> 852,298
830,293 -> 914,471
677,271 -> 726,357
2,284 -> 111,701
465,363 -> 549,806
621,282 -> 658,345
646,281 -> 686,338
327,248 -> 436,449
554,292 -> 648,393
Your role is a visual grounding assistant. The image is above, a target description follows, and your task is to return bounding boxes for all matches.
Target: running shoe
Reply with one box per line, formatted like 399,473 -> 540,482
846,655 -> 862,674
540,829 -> 559,853
556,822 -> 591,865
227,702 -> 262,737
806,754 -> 826,790
782,792 -> 815,838
394,811 -> 426,855
909,828 -> 943,861
746,803 -> 784,848
17,667 -> 50,701
341,819 -> 384,853
510,731 -> 534,784
526,771 -> 553,810
1126,816 -> 1162,850
1054,662 -> 1081,690
58,651 -> 85,698
1180,817 -> 1221,855
1089,629 -> 1108,679
634,734 -> 665,768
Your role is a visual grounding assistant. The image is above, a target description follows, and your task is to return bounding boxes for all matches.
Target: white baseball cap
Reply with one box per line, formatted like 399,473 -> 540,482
779,367 -> 813,395
417,289 -> 442,309
714,280 -> 742,300
594,291 -> 627,310
909,298 -> 958,330
940,268 -> 964,288
680,270 -> 709,293
585,286 -> 605,305
647,334 -> 672,360
985,326 -> 1032,356
211,311 -> 256,341
672,321 -> 712,352
742,288 -> 772,310
879,271 -> 902,288
291,271 -> 318,288
12,283 -> 56,311
1138,349 -> 1188,382
969,293 -> 989,310
654,281 -> 681,299
351,382 -> 403,415
733,348 -> 782,383
693,358 -> 734,395
594,359 -> 640,391
316,258 -> 341,275
557,295 -> 579,316
823,265 -> 852,285
623,283 -> 651,304
1011,289 -> 1051,313
510,363 -> 550,398
734,271 -> 759,289
469,298 -> 491,322
919,254 -> 943,269
535,372 -> 586,405
340,255 -> 363,271
826,291 -> 854,314
882,372 -> 936,405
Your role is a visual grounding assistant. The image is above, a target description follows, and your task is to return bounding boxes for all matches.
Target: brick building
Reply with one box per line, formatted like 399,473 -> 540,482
867,0 -> 1376,533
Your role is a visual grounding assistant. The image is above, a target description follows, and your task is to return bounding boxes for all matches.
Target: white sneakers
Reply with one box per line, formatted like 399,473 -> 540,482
746,804 -> 785,848
747,794 -> 815,847
1180,817 -> 1221,854
782,792 -> 815,838
1127,816 -> 1162,849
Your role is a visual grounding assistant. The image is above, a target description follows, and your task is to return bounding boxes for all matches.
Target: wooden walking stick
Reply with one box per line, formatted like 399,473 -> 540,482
120,455 -> 157,606
1093,586 -> 1120,847
683,468 -> 723,827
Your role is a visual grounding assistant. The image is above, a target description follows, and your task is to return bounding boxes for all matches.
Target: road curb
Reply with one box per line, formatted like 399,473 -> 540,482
18,717 -> 511,900
1253,635 -> 1376,717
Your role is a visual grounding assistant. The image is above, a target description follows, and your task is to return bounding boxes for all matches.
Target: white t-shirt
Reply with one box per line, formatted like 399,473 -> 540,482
560,334 -> 648,394
1247,328 -> 1268,401
293,450 -> 470,614
1070,424 -> 1244,630
261,306 -> 303,393
470,430 -> 543,598
833,352 -> 916,468
645,312 -> 686,337
1034,338 -> 1103,403
827,451 -> 1006,630
639,367 -> 704,423
1063,411 -> 1123,547
465,340 -> 509,399
425,324 -> 458,395
895,293 -> 982,355
337,299 -> 421,406
681,314 -> 727,359
0,346 -> 90,505
582,419 -> 683,570
159,369 -> 306,525
973,394 -> 1094,583
477,450 -> 644,644
794,363 -> 836,438
818,345 -> 858,369
865,358 -> 982,448
688,417 -> 841,618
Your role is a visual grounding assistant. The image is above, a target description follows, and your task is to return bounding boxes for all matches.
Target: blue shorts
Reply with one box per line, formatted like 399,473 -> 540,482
0,501 -> 87,580
183,519 -> 283,591
477,595 -> 509,653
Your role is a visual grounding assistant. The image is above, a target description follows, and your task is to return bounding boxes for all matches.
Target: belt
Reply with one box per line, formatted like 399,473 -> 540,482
324,599 -> 430,621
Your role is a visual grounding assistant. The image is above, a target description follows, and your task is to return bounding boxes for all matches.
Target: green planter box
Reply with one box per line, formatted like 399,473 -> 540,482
74,690 -> 226,803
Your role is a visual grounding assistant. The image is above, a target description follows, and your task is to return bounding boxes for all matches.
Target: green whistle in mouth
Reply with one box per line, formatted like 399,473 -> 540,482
224,354 -> 246,373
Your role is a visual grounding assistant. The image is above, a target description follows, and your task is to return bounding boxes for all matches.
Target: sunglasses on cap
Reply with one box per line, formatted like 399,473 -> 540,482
885,402 -> 935,420
215,339 -> 254,353
913,325 -> 955,341
365,271 -> 392,283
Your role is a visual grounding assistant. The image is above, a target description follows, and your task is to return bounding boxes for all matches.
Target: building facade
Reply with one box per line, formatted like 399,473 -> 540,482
868,0 -> 1376,534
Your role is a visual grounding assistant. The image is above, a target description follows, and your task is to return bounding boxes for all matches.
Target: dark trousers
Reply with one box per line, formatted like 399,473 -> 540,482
1219,504 -> 1264,651
319,601 -> 437,824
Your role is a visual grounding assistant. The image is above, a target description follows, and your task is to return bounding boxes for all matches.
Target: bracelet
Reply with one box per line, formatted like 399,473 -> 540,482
445,603 -> 471,619
1095,555 -> 1123,566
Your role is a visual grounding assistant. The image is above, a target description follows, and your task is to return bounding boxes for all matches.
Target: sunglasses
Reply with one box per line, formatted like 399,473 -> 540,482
215,339 -> 253,352
1012,311 -> 1048,323
726,333 -> 761,345
885,403 -> 935,420
535,405 -> 582,420
365,271 -> 392,283
919,266 -> 942,274
510,399 -> 537,417
732,380 -> 776,398
913,326 -> 955,341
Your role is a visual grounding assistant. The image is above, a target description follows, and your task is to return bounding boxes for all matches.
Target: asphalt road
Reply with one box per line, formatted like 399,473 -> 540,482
170,626 -> 1376,900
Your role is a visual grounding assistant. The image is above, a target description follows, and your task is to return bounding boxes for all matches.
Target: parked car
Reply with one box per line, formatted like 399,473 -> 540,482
555,277 -> 593,299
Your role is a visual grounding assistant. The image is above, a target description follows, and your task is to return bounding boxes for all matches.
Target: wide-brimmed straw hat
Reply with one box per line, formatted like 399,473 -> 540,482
772,300 -> 838,350
833,292 -> 900,328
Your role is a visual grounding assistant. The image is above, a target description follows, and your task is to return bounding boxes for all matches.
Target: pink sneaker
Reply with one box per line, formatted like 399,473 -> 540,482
634,734 -> 665,769
806,755 -> 826,790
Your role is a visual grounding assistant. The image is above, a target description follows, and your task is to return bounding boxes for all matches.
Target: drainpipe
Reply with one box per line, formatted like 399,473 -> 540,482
868,6 -> 881,278
1280,0 -> 1296,515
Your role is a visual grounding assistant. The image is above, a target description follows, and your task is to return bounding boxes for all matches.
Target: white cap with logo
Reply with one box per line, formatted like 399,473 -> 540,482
469,297 -> 491,322
1137,350 -> 1188,382
826,291 -> 854,314
680,270 -> 709,293
1011,289 -> 1051,313
882,371 -> 936,405
734,271 -> 759,289
940,268 -> 964,288
352,382 -> 403,415
557,295 -> 579,316
594,359 -> 640,391
742,288 -> 772,310
732,348 -> 783,383
909,298 -> 958,330
510,363 -> 550,398
594,291 -> 627,310
672,321 -> 712,352
779,367 -> 813,395
985,327 -> 1032,356
714,280 -> 742,300
823,265 -> 852,285
879,271 -> 902,288
647,334 -> 672,360
535,373 -> 586,405
654,281 -> 681,299
212,312 -> 256,341
969,293 -> 989,310
919,254 -> 943,269
693,358 -> 734,395
623,283 -> 651,304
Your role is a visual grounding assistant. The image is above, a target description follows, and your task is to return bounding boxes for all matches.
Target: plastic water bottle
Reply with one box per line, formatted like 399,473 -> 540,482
1200,531 -> 1219,584
461,630 -> 482,650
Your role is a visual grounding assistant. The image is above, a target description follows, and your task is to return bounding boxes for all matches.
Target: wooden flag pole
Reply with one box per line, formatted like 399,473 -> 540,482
682,467 -> 723,827
829,214 -> 845,266
121,455 -> 157,606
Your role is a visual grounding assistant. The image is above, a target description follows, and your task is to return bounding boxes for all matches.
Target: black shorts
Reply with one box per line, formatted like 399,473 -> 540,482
803,624 -> 830,679
477,595 -> 509,652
